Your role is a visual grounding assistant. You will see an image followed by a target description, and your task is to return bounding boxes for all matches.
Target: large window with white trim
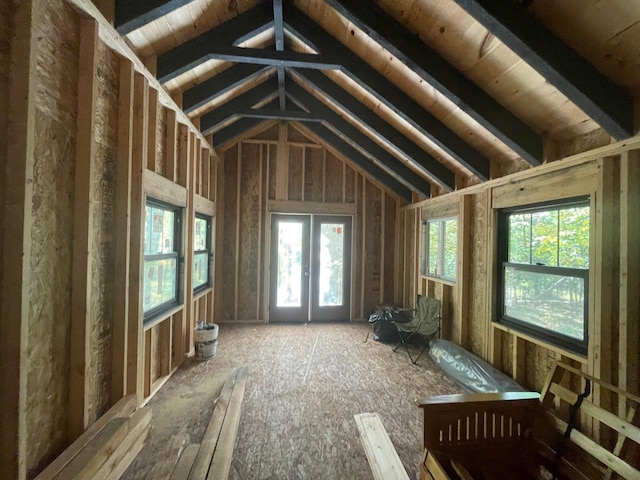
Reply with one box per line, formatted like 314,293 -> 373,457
421,216 -> 457,282
497,198 -> 590,355
143,199 -> 182,320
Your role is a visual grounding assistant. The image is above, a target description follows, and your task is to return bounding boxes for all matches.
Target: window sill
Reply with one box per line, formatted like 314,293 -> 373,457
143,304 -> 184,331
492,321 -> 586,364
193,286 -> 213,301
420,275 -> 456,287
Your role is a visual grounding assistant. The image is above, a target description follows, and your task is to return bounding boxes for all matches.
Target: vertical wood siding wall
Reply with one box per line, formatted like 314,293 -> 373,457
215,123 -> 402,323
0,3 -> 218,478
400,140 -> 640,427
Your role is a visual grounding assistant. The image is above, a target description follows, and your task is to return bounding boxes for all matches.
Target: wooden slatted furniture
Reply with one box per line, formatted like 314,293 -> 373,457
418,361 -> 640,480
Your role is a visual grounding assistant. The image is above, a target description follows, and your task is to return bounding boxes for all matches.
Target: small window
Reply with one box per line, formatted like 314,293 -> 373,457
497,198 -> 589,355
193,214 -> 212,292
143,199 -> 181,320
421,216 -> 457,281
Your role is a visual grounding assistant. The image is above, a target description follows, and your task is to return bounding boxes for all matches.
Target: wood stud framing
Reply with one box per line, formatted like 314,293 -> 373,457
69,18 -> 100,439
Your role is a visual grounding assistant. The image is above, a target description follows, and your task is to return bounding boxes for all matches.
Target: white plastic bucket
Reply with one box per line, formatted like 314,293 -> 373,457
196,340 -> 217,360
193,323 -> 218,343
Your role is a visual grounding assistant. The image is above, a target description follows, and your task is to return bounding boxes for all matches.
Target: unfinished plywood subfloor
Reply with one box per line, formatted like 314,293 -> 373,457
122,322 -> 462,480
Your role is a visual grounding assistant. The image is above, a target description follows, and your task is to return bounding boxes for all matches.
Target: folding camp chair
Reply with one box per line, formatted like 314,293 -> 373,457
392,295 -> 441,364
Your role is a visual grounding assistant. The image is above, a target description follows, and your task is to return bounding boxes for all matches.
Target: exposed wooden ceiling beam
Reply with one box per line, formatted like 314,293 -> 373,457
286,83 -> 433,197
214,117 -> 267,147
450,0 -> 634,139
115,0 -> 198,35
326,0 -> 543,165
274,0 -> 286,110
183,64 -> 273,114
234,108 -> 323,122
156,3 -> 274,82
158,47 -> 340,83
284,6 -> 491,181
201,78 -> 278,134
292,68 -> 456,190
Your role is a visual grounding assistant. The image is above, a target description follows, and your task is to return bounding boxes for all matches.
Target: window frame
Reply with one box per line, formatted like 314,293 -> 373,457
193,213 -> 213,294
143,197 -> 183,323
495,197 -> 590,356
421,215 -> 458,282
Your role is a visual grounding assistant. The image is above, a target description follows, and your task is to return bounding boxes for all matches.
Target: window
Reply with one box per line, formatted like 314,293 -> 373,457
421,217 -> 457,281
497,198 -> 590,355
193,214 -> 212,292
143,199 -> 181,320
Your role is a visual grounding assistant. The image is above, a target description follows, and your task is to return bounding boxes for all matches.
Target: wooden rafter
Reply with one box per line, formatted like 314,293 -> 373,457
284,6 -> 491,180
156,3 -> 274,82
200,78 -> 279,134
286,82 -> 435,196
326,0 -> 543,165
451,0 -> 634,139
159,47 -> 340,84
183,64 -> 273,114
290,68 -> 456,189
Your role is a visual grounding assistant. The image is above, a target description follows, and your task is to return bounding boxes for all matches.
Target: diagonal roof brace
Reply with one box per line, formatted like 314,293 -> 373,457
115,0 -> 199,35
200,78 -> 279,135
183,64 -> 274,114
283,6 -> 491,181
156,3 -> 275,82
290,68 -> 455,190
286,84 -> 433,197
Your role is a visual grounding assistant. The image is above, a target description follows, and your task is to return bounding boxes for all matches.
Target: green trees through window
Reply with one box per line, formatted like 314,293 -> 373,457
498,199 -> 589,355
422,217 -> 457,281
143,199 -> 181,320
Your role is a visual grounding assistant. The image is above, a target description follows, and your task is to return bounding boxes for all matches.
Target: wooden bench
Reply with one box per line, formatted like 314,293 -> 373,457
418,361 -> 640,480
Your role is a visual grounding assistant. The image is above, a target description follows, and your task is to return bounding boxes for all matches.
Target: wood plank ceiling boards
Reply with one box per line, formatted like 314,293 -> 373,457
116,0 -> 636,196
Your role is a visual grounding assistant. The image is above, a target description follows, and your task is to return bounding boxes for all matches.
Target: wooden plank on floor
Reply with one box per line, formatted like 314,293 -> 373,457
146,428 -> 188,480
354,413 -> 409,480
188,368 -> 239,480
93,408 -> 152,480
55,417 -> 130,480
170,444 -> 200,480
35,395 -> 137,480
207,367 -> 249,480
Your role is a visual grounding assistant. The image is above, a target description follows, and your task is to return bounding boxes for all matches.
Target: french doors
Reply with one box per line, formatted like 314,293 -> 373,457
269,214 -> 352,322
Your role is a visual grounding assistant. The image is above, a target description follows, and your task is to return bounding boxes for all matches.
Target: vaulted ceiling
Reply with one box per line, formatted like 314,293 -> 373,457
114,0 -> 639,200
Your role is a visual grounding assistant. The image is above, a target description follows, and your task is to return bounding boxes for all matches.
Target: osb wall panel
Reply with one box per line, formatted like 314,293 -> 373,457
353,174 -> 363,319
221,144 -> 238,320
325,151 -> 343,203
27,2 -> 79,474
86,39 -> 119,425
468,191 -> 488,358
155,106 -> 167,176
0,0 -> 10,329
524,343 -> 557,392
384,193 -> 397,302
362,182 -> 382,316
237,142 -> 261,320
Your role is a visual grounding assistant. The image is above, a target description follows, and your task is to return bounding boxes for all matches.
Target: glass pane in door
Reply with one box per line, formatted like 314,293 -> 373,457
276,222 -> 303,307
318,223 -> 344,306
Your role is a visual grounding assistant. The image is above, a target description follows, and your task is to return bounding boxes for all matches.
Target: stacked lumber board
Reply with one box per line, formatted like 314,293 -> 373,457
35,395 -> 151,480
354,412 -> 410,480
168,367 -> 249,480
